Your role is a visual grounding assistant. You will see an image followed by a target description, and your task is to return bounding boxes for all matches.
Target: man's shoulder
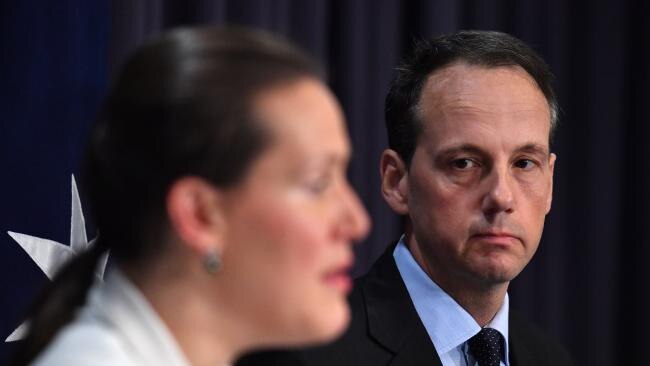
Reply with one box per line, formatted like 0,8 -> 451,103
509,310 -> 573,366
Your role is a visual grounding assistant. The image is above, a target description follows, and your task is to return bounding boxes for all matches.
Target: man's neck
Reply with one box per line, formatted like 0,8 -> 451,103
442,283 -> 508,326
405,237 -> 509,327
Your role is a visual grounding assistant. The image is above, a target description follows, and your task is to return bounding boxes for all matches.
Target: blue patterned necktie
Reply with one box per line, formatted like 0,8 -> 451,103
468,327 -> 503,366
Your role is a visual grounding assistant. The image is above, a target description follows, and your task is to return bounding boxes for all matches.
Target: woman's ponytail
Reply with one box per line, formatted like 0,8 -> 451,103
8,239 -> 108,366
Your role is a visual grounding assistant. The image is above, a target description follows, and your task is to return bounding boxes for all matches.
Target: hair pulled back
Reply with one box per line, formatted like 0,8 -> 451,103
10,26 -> 321,365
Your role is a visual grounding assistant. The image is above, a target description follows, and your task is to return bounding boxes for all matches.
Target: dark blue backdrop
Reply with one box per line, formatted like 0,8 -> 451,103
2,1 -> 649,365
0,1 -> 108,362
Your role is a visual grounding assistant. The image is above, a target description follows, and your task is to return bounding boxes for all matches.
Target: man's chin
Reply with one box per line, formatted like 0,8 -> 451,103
468,258 -> 525,285
476,271 -> 517,286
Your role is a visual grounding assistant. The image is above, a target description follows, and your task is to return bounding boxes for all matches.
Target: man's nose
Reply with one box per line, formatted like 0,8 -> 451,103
481,166 -> 515,217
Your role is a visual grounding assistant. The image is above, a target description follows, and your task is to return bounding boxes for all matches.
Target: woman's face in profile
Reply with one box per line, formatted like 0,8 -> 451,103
216,78 -> 370,345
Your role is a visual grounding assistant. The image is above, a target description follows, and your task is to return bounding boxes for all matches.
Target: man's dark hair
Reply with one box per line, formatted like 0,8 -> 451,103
385,30 -> 558,166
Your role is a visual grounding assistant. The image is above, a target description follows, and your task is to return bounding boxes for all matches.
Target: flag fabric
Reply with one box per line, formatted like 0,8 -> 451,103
0,1 -> 109,362
5,175 -> 109,342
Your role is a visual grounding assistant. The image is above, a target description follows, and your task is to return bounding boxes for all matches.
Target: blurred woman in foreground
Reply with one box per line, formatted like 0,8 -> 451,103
11,27 -> 369,366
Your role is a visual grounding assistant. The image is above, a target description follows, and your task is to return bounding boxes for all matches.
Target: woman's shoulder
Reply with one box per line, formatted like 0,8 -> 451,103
32,270 -> 190,366
31,318 -> 135,366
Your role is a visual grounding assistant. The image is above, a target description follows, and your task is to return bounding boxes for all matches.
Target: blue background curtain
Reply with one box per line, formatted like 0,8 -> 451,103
1,1 -> 649,364
0,0 -> 109,362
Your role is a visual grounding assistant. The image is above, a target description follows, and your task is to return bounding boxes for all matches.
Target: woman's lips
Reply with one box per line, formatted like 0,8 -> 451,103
323,264 -> 353,294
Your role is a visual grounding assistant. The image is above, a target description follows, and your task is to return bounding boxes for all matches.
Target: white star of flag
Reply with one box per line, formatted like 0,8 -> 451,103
5,175 -> 108,342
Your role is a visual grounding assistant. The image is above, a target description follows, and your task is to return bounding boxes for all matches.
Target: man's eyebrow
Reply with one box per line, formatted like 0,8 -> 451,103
434,143 -> 550,159
436,144 -> 488,157
515,143 -> 550,156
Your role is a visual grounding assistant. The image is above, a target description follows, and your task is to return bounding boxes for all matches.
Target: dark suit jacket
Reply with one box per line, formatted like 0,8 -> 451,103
237,245 -> 572,366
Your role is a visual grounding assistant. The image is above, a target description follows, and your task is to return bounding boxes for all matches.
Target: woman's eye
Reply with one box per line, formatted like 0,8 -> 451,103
306,177 -> 331,194
451,158 -> 477,170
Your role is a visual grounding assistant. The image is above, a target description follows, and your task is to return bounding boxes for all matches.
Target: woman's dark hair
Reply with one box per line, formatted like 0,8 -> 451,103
10,26 -> 321,365
385,30 -> 558,167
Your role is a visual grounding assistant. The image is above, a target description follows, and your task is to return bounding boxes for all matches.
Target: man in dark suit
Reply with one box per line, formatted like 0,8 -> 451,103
238,30 -> 571,366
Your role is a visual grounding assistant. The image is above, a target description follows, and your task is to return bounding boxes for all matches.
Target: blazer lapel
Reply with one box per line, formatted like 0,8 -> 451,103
362,245 -> 442,366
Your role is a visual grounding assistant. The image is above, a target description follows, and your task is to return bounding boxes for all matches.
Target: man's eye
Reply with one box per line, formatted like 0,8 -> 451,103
451,158 -> 478,170
514,159 -> 536,169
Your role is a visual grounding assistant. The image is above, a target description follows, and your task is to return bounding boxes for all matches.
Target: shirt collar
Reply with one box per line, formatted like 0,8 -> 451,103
87,268 -> 192,366
393,236 -> 510,363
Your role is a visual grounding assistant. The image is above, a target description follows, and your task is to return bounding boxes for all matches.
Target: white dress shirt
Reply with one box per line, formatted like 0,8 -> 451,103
393,238 -> 510,366
33,268 -> 191,366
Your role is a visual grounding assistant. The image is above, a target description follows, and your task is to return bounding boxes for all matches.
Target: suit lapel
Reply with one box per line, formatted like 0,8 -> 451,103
510,336 -> 534,366
387,331 -> 442,366
361,245 -> 442,366
508,312 -> 535,366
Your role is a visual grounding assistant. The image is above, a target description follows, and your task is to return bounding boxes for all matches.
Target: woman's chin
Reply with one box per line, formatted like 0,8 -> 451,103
314,300 -> 350,342
286,299 -> 351,348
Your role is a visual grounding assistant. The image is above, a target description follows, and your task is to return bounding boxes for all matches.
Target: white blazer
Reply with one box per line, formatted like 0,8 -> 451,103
33,268 -> 191,366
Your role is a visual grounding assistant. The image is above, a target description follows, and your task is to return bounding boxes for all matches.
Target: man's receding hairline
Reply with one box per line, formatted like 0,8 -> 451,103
413,61 -> 554,137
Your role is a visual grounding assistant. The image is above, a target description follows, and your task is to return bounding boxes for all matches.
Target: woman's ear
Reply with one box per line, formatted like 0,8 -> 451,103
166,177 -> 225,256
379,149 -> 410,215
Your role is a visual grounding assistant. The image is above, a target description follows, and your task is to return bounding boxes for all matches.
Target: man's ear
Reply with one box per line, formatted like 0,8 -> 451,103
380,149 -> 409,215
166,177 -> 224,255
546,153 -> 557,214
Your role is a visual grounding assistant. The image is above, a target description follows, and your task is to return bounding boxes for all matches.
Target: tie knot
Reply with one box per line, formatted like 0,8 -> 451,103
468,327 -> 503,366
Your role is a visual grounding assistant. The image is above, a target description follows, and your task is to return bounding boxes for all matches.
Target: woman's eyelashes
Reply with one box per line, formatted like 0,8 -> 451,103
303,172 -> 334,195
